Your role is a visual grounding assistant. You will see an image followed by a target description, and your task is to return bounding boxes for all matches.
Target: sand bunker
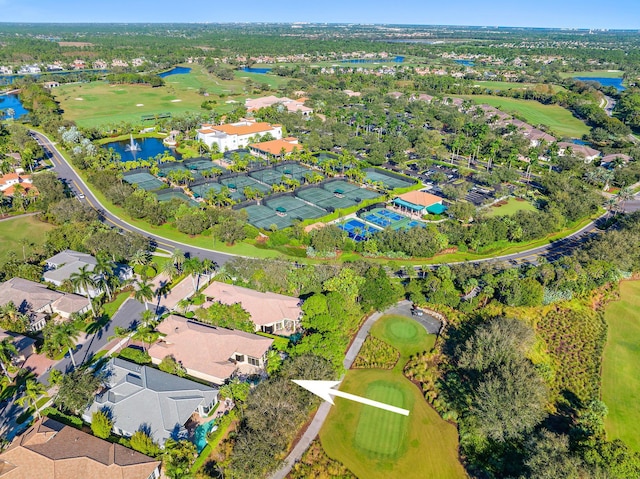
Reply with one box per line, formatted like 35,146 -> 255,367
74,98 -> 84,101
170,99 -> 182,102
136,104 -> 144,107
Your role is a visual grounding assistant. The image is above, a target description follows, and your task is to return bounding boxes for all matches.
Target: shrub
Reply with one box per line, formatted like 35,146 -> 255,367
129,430 -> 161,457
159,355 -> 187,377
91,410 -> 113,439
118,347 -> 151,365
352,335 -> 399,369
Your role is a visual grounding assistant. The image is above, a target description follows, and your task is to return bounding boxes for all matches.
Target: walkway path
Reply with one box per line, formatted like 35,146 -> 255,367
270,300 -> 417,479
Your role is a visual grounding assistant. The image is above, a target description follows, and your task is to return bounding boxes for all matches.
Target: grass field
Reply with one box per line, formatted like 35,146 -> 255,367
559,70 -> 623,78
463,94 -> 590,138
485,197 -> 537,217
320,315 -> 463,479
473,81 -> 565,93
601,280 -> 640,451
0,214 -> 54,263
53,65 -> 286,128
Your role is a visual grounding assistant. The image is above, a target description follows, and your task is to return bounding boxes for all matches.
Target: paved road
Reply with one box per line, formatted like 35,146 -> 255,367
38,298 -> 147,385
30,130 -> 236,267
31,129 -> 626,270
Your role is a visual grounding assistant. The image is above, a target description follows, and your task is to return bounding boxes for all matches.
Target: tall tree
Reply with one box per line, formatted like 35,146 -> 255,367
16,378 -> 46,420
50,322 -> 81,369
69,265 -> 97,315
0,338 -> 18,378
134,278 -> 154,310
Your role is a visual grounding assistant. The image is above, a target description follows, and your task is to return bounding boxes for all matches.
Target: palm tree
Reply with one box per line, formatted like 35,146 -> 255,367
0,338 -> 18,379
16,378 -> 45,420
171,249 -> 185,274
135,279 -> 154,310
0,302 -> 30,332
176,298 -> 193,314
131,249 -> 151,268
94,256 -> 115,300
162,260 -> 178,280
616,187 -> 634,212
200,259 -> 217,284
51,322 -> 81,369
70,265 -> 97,315
182,257 -> 202,291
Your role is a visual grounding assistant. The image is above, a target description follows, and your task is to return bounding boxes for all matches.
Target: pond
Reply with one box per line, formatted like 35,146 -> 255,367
102,137 -> 181,162
0,94 -> 29,120
239,67 -> 272,74
0,69 -> 107,85
574,77 -> 625,91
454,59 -> 475,67
158,66 -> 192,78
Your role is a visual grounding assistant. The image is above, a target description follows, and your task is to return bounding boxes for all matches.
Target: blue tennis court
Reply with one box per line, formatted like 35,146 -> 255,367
338,219 -> 380,241
363,213 -> 392,228
378,209 -> 404,222
406,220 -> 426,229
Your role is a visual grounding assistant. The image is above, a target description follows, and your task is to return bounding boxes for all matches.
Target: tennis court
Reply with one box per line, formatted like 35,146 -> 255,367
154,189 -> 199,206
243,205 -> 295,230
249,168 -> 285,186
123,172 -> 164,191
323,180 -> 380,201
361,208 -> 425,231
221,176 -> 271,194
296,187 -> 357,210
275,163 -> 314,181
338,218 -> 381,242
157,163 -> 199,178
184,158 -> 224,174
191,182 -> 224,199
364,170 -> 414,190
265,196 -> 326,220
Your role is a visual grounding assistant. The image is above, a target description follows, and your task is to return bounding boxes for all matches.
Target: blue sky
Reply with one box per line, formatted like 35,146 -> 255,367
1,0 -> 639,29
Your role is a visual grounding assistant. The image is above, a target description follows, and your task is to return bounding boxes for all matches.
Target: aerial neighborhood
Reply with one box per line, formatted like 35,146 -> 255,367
1,17 -> 640,479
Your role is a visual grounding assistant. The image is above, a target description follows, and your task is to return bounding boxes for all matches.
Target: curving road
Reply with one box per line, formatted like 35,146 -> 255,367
30,130 -> 638,269
31,130 -> 237,266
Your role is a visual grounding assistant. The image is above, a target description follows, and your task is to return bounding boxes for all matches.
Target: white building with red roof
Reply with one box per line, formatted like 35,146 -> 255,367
197,119 -> 282,152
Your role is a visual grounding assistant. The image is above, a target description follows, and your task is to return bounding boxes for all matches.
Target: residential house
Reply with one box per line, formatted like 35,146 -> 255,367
557,142 -> 601,162
343,89 -> 361,97
196,119 -> 282,152
93,60 -> 108,70
245,95 -> 313,116
525,129 -> 556,147
148,315 -> 274,384
601,153 -> 632,168
0,278 -> 91,330
0,328 -> 35,367
17,65 -> 41,74
71,59 -> 85,70
201,282 -> 302,335
83,358 -> 218,446
0,173 -> 36,198
42,81 -> 59,89
248,137 -> 301,161
0,66 -> 13,75
43,250 -> 133,298
111,59 -> 129,68
388,91 -> 403,100
0,418 -> 161,479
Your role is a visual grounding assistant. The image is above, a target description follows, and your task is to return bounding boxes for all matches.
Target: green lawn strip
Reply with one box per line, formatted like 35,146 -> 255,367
559,70 -> 623,78
462,94 -> 590,138
103,291 -> 132,318
484,197 -> 537,217
320,369 -> 466,479
472,81 -> 565,93
601,280 -> 640,451
0,215 -> 54,262
369,315 -> 436,372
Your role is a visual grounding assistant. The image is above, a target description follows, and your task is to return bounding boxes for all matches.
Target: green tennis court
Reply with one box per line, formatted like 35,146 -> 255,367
221,175 -> 271,193
154,189 -> 199,206
296,187 -> 357,210
364,170 -> 414,190
242,205 -> 295,230
123,172 -> 164,191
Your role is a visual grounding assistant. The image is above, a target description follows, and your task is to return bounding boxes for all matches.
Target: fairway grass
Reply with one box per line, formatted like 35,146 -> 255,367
474,81 -> 565,93
464,95 -> 590,138
320,315 -> 463,479
485,197 -> 537,217
559,70 -> 623,78
0,214 -> 54,262
601,280 -> 640,451
320,369 -> 465,479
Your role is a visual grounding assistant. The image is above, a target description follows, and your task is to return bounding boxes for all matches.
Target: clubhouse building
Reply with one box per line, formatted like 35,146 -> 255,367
196,119 -> 282,152
392,190 -> 446,215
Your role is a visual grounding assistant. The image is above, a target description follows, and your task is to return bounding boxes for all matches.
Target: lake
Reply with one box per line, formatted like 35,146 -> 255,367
0,94 -> 29,120
0,69 -> 107,85
574,77 -> 625,91
455,59 -> 475,67
158,66 -> 192,78
239,67 -> 272,74
102,137 -> 181,162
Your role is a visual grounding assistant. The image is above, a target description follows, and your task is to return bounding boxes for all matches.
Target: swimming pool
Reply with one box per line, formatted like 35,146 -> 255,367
193,419 -> 216,453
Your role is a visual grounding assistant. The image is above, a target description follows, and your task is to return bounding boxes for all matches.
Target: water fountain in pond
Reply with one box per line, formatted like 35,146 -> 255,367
124,134 -> 142,158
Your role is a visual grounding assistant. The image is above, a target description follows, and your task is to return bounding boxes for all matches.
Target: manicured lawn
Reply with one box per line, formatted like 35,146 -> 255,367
559,70 -> 623,78
103,291 -> 131,318
463,95 -> 590,138
602,280 -> 640,451
52,65 -> 274,128
473,81 -> 565,93
485,197 -> 537,217
320,315 -> 462,478
0,215 -> 54,262
320,369 -> 465,479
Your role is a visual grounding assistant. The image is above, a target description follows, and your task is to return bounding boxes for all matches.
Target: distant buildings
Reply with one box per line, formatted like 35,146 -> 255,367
83,358 -> 218,446
197,119 -> 282,152
42,81 -> 60,89
149,315 -> 274,384
17,65 -> 41,74
245,95 -> 313,116
557,142 -> 601,162
0,418 -> 161,479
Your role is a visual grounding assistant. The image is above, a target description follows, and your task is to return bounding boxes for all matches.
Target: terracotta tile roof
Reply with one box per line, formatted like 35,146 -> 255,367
0,173 -> 19,183
249,138 -> 301,156
149,315 -> 273,383
201,282 -> 301,327
396,190 -> 443,208
0,418 -> 160,479
198,121 -> 277,136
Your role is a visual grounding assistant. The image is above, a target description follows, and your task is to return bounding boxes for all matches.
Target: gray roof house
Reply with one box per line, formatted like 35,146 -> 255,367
0,278 -> 91,331
83,358 -> 218,446
43,250 -> 133,298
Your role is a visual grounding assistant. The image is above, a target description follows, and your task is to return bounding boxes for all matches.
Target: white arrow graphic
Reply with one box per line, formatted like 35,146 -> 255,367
293,380 -> 410,416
